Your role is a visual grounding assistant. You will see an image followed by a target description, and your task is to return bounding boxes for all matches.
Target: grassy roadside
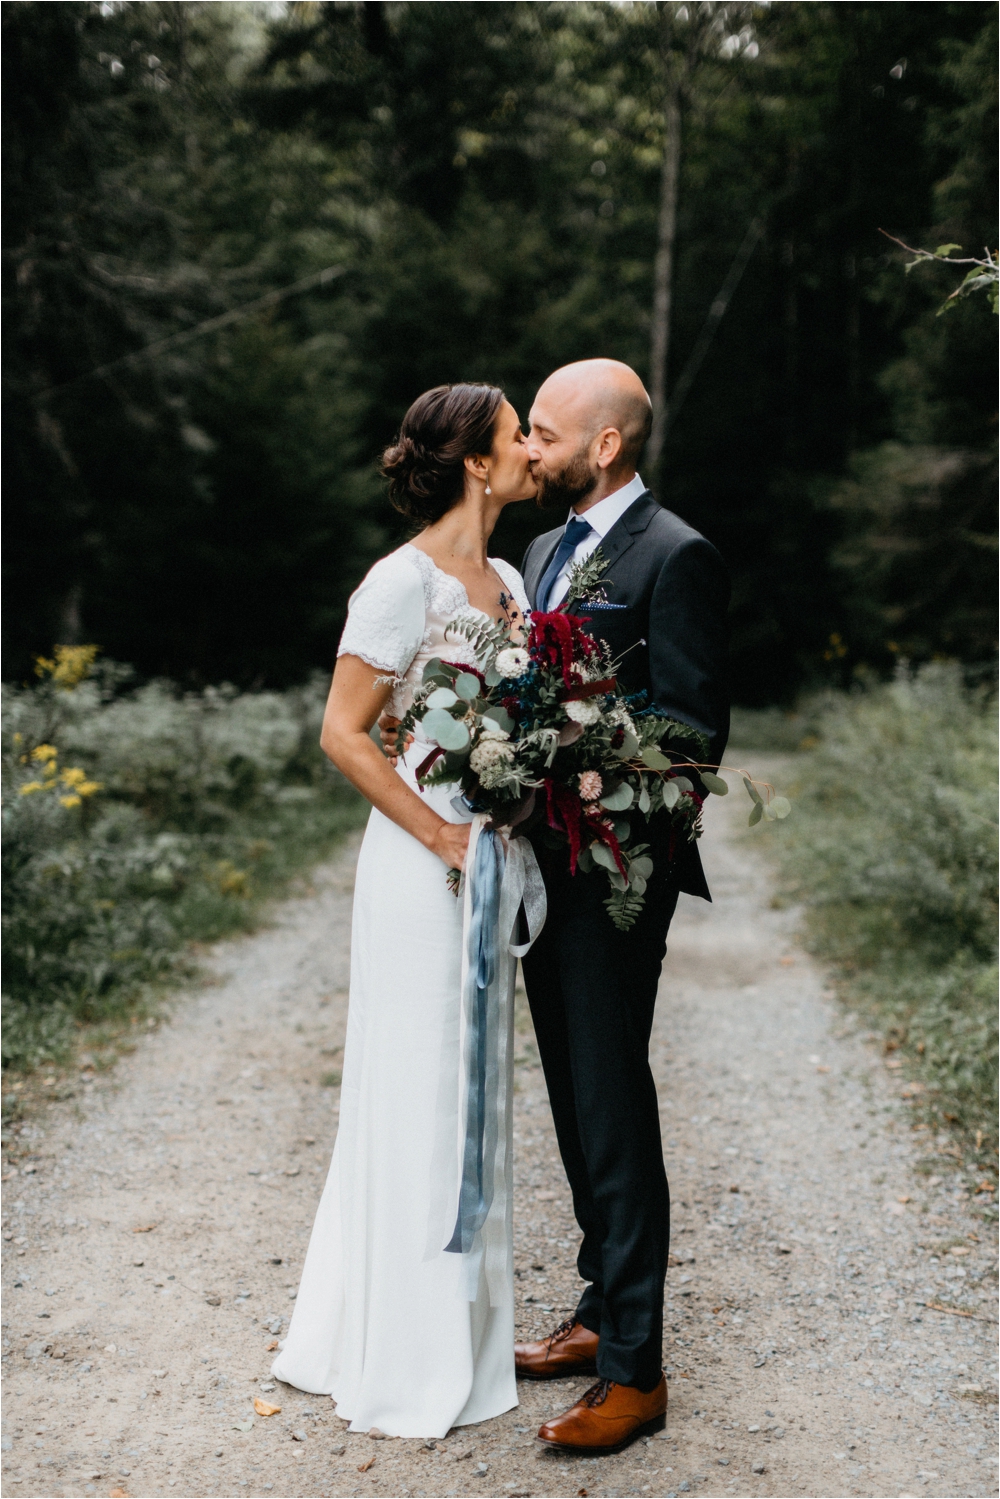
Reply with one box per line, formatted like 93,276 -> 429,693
2,654 -> 368,1115
733,664 -> 997,1209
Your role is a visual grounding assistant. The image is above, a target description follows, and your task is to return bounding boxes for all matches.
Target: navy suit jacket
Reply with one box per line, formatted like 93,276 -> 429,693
521,491 -> 730,901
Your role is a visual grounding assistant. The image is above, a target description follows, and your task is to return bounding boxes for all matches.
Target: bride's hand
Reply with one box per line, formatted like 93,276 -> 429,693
430,820 -> 472,872
378,712 -> 411,767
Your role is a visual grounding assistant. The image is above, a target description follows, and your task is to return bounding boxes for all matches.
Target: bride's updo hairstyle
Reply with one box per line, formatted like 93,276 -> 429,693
382,383 -> 505,525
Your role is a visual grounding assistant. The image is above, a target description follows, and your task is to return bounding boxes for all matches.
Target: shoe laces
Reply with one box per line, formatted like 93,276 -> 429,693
545,1318 -> 579,1347
582,1378 -> 616,1407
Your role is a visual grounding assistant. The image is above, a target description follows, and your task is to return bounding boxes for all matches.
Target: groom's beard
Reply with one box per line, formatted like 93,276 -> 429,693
534,449 -> 599,510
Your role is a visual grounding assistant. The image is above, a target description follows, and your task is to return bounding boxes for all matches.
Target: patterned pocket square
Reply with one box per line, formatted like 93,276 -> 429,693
580,602 -> 628,611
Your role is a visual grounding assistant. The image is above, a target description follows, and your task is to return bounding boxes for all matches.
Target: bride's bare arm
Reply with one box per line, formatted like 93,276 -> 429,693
320,655 -> 471,872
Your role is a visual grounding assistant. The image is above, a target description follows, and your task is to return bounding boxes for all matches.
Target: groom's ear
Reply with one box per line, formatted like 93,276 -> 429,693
594,427 -> 624,470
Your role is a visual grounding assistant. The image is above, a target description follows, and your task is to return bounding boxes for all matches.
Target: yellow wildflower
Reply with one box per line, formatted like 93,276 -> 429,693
58,766 -> 103,796
30,743 -> 58,763
34,644 -> 99,691
19,781 -> 44,796
43,761 -> 59,779
60,794 -> 83,809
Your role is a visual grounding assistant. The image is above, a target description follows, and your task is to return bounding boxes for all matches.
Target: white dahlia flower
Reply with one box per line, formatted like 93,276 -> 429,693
564,697 -> 602,726
495,647 -> 530,678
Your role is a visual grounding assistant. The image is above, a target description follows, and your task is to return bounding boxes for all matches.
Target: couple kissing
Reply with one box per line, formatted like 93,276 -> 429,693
270,358 -> 730,1454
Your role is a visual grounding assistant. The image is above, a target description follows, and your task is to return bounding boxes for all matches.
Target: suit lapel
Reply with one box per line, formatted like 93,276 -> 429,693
526,492 -> 660,607
525,529 -> 563,608
589,491 -> 659,576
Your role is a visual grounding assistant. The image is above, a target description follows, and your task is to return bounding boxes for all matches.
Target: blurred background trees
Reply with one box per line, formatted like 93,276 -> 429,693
4,0 -> 996,699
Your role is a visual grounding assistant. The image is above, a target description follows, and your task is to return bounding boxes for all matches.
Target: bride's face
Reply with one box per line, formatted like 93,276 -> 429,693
484,400 -> 538,505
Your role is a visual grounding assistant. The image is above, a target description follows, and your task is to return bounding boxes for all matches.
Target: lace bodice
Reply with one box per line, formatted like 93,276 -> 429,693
337,543 -> 530,716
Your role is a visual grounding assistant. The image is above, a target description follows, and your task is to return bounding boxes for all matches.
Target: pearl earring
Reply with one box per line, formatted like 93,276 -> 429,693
484,477 -> 492,495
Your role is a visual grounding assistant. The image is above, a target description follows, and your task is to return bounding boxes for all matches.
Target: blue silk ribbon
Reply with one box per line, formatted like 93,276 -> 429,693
445,827 -> 505,1254
446,821 -> 548,1289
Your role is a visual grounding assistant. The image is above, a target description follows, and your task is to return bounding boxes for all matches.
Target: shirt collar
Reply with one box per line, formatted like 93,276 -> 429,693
568,473 -> 647,539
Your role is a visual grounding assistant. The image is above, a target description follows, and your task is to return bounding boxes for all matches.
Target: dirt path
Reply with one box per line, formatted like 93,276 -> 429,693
3,760 -> 996,1499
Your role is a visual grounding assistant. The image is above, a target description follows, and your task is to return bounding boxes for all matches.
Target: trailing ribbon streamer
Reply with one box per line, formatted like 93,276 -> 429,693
445,815 -> 547,1304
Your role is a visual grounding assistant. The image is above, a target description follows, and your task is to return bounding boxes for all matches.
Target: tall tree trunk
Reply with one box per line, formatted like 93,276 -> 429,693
646,72 -> 682,473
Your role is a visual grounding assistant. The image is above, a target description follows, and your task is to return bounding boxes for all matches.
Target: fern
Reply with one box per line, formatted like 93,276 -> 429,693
604,883 -> 647,931
639,713 -> 710,762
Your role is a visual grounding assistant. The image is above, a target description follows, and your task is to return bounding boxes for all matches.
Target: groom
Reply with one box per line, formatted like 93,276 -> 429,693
515,358 -> 730,1452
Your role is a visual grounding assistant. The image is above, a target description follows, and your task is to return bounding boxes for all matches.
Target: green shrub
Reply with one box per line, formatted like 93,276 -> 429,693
780,662 -> 997,1153
2,655 -> 366,1071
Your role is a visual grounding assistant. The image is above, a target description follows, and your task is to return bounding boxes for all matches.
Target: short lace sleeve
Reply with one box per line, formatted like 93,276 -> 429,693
337,551 -> 426,678
491,557 -> 530,617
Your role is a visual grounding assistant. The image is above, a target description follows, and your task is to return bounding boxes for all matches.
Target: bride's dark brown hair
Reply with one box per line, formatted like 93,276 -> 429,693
381,383 -> 505,525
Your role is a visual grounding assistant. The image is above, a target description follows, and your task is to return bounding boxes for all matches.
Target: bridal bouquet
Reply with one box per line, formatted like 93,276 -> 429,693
396,555 -> 788,929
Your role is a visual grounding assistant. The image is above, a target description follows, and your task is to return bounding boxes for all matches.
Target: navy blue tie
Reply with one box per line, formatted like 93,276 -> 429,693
535,517 -> 594,612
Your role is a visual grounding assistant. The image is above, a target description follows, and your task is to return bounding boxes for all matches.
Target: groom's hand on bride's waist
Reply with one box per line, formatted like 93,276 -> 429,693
377,712 -> 411,766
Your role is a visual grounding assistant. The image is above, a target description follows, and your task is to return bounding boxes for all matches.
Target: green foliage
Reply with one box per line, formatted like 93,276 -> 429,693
2,1 -> 996,704
2,662 -> 366,1071
886,234 -> 999,316
780,663 -> 998,1147
822,442 -> 997,670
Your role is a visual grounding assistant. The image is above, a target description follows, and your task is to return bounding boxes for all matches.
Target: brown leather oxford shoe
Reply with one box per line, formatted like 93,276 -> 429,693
514,1318 -> 599,1379
536,1374 -> 667,1453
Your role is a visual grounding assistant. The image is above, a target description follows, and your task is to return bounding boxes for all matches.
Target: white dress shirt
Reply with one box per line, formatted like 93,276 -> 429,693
545,472 -> 647,608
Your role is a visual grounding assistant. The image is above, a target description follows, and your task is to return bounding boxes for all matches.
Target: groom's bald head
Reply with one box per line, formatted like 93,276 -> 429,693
527,359 -> 652,509
535,359 -> 652,467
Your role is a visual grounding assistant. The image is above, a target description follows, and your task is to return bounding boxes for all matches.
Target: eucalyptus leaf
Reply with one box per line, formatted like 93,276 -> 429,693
453,672 -> 482,702
763,803 -> 777,820
771,796 -> 791,819
591,842 -> 620,873
662,780 -> 681,810
425,687 -> 458,710
423,708 -> 470,752
599,782 -> 634,812
671,776 -> 693,794
748,801 -> 763,826
482,706 -> 515,735
615,729 -> 640,760
640,745 -> 672,771
613,817 -> 631,844
422,657 -> 445,682
629,856 -> 654,880
629,874 -> 647,895
701,772 -> 729,795
637,781 -> 651,815
608,870 -> 628,892
743,775 -> 763,806
484,666 -> 501,687
576,845 -> 595,873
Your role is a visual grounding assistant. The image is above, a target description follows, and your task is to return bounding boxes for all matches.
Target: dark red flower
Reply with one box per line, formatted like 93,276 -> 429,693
544,778 -> 587,873
528,611 -> 598,690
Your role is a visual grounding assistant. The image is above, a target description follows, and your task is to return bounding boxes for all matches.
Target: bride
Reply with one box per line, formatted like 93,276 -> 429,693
271,383 -> 537,1437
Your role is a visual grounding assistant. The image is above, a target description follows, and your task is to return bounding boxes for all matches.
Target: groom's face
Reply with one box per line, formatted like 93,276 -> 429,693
525,397 -> 599,511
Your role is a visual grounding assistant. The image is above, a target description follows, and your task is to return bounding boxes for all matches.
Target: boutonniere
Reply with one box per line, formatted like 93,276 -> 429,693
560,546 -> 612,611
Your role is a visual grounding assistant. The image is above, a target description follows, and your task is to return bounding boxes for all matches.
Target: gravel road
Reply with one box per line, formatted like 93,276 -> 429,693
3,758 -> 997,1499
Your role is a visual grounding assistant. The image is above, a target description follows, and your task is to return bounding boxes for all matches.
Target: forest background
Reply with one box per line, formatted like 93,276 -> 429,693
2,2 -> 997,1166
4,0 -> 997,696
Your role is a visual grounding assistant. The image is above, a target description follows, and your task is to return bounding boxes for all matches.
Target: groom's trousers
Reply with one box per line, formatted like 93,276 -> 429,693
521,842 -> 679,1392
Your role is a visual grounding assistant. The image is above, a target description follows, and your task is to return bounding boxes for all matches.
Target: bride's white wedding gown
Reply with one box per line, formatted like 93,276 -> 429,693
271,544 -> 530,1438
